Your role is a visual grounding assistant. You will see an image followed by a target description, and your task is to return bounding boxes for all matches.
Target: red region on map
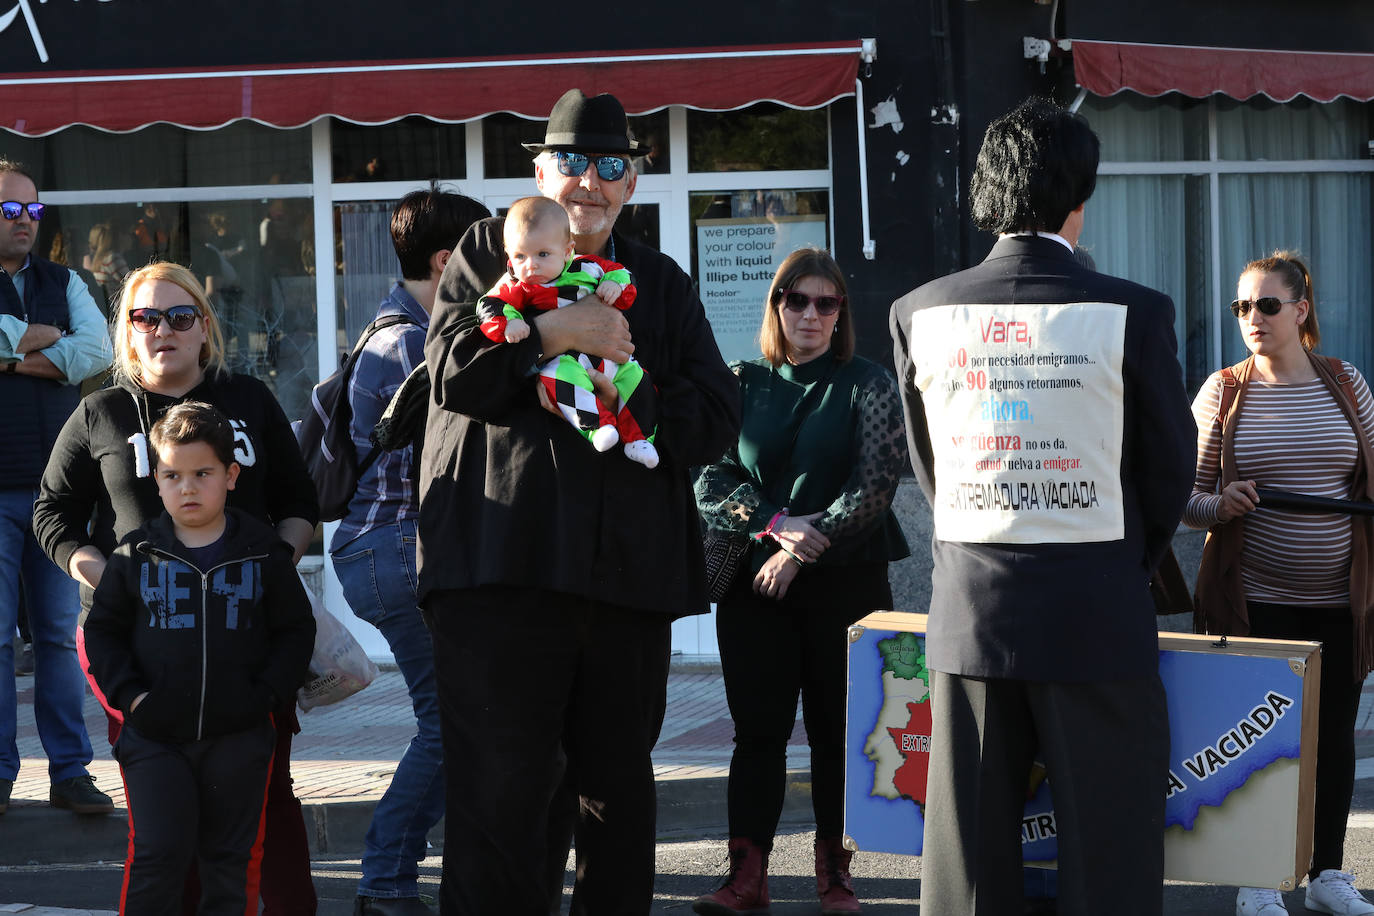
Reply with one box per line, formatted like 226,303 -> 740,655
887,699 -> 934,804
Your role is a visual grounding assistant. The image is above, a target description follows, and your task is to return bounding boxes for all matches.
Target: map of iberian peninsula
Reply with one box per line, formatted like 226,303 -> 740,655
864,632 -> 933,808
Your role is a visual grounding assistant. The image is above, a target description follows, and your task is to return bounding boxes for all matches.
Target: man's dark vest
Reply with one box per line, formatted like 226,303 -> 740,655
0,256 -> 81,487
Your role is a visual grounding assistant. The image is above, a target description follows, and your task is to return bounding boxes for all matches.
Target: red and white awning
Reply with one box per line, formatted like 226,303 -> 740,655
1073,39 -> 1374,103
0,41 -> 867,136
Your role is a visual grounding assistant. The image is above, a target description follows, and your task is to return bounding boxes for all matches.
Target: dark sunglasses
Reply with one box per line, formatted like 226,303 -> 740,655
1230,297 -> 1300,318
0,201 -> 43,221
128,305 -> 200,333
554,152 -> 628,182
775,288 -> 845,316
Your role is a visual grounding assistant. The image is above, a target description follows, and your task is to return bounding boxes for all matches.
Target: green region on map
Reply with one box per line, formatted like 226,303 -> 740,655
877,631 -> 928,686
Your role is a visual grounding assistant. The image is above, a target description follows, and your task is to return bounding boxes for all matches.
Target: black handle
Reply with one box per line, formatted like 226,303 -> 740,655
1254,487 -> 1374,517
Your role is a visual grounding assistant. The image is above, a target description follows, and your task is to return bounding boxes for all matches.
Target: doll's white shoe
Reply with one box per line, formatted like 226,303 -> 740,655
624,440 -> 659,469
591,425 -> 619,452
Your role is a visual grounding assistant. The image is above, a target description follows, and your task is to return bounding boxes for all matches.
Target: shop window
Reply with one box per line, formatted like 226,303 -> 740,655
619,202 -> 661,250
330,117 -> 466,182
689,188 -> 829,363
1079,94 -> 1208,162
687,104 -> 828,172
1215,97 -> 1371,161
1079,175 -> 1213,392
1082,91 -> 1374,389
2,122 -> 311,191
45,197 -> 315,420
483,111 -> 671,179
1218,172 -> 1374,370
334,200 -> 400,351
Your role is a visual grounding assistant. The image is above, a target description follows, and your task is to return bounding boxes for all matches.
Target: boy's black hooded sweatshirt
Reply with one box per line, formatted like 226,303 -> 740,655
84,508 -> 315,744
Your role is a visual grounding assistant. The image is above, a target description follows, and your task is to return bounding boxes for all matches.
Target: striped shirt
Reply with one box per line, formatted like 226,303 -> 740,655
1184,362 -> 1374,605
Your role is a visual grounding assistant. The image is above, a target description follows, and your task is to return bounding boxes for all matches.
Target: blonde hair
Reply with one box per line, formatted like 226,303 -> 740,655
759,247 -> 854,368
1242,249 -> 1319,351
111,262 -> 227,386
88,223 -> 115,261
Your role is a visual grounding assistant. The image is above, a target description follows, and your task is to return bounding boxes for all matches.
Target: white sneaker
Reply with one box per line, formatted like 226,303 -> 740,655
1307,870 -> 1374,915
1236,886 -> 1288,915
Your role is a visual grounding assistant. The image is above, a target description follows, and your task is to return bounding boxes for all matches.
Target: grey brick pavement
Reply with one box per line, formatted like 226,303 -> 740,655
10,662 -> 810,813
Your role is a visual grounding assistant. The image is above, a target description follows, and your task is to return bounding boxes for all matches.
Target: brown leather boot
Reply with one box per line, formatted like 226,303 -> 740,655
815,835 -> 861,914
693,837 -> 771,914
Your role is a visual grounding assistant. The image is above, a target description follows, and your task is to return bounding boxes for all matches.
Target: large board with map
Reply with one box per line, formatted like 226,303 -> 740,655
844,611 -> 1321,890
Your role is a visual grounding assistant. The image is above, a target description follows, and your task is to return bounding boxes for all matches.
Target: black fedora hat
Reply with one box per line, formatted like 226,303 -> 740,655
522,89 -> 641,154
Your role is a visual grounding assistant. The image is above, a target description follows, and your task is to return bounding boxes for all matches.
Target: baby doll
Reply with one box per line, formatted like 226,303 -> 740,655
477,196 -> 658,469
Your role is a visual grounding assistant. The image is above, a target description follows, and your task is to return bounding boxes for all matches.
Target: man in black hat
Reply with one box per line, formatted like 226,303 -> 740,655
418,90 -> 741,914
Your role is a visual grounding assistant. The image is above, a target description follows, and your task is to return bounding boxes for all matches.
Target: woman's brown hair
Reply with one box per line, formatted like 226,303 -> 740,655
759,247 -> 854,368
1242,249 -> 1319,351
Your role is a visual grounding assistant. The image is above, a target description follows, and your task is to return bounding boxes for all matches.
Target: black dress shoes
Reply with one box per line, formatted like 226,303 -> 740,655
354,895 -> 434,916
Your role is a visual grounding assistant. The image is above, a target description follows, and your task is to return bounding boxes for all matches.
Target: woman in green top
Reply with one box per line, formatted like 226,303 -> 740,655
693,247 -> 909,916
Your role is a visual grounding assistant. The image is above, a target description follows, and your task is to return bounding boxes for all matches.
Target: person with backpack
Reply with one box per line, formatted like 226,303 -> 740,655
32,260 -> 321,914
328,187 -> 489,916
1189,251 -> 1374,916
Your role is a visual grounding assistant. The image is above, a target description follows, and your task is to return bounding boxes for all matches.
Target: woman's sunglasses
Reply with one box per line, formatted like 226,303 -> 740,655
128,305 -> 200,333
775,288 -> 845,316
1230,297 -> 1300,318
554,152 -> 628,182
0,201 -> 43,221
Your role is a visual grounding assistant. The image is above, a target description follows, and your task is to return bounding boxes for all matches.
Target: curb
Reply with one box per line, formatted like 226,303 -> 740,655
0,772 -> 814,866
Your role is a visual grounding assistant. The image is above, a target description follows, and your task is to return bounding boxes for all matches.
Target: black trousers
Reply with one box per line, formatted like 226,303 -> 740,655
1247,601 -> 1362,879
115,718 -> 276,916
921,670 -> 1169,916
715,563 -> 885,847
425,586 -> 671,916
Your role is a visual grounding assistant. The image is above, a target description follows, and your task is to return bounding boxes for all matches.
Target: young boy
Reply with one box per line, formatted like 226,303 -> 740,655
84,402 -> 315,916
476,195 -> 660,468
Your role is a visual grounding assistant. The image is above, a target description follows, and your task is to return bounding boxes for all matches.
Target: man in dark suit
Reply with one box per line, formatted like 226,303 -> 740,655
420,89 -> 739,915
889,97 -> 1195,915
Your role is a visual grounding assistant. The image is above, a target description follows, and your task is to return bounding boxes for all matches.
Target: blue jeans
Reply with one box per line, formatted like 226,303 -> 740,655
332,519 -> 443,899
0,486 -> 92,782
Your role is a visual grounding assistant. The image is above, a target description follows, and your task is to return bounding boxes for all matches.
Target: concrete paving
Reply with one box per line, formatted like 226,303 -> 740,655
4,658 -> 817,866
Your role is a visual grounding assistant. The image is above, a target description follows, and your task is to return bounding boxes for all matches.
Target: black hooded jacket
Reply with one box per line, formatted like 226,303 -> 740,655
84,509 -> 315,744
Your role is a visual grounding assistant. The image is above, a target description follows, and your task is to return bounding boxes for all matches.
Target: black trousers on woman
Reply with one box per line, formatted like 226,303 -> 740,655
1247,601 -> 1363,879
716,561 -> 890,847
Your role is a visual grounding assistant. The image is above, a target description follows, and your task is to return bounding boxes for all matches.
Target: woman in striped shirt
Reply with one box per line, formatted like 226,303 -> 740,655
1188,251 -> 1374,916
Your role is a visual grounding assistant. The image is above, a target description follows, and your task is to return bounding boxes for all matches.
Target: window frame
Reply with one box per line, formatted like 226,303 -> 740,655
1091,95 -> 1374,375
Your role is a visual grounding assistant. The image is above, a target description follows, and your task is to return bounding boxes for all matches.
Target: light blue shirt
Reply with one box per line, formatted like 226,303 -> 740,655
0,255 -> 112,384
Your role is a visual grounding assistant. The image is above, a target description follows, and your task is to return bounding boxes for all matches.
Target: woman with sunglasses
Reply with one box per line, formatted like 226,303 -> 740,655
1188,251 -> 1374,916
33,261 -> 321,914
693,247 -> 908,915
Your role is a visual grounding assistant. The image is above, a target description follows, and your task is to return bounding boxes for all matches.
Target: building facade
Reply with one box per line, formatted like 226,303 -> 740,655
2,0 -> 1369,654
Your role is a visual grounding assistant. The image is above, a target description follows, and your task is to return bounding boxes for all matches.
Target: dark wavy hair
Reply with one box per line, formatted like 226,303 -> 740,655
391,186 -> 491,281
970,97 -> 1100,235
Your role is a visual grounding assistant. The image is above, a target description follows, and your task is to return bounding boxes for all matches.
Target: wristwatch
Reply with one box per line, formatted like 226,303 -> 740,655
4,361 -> 15,373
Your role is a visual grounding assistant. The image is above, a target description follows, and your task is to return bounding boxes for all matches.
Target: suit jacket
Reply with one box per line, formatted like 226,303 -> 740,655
889,235 -> 1195,682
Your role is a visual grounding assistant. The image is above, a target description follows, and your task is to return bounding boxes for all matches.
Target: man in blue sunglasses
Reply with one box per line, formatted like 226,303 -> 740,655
419,90 -> 740,915
0,159 -> 113,820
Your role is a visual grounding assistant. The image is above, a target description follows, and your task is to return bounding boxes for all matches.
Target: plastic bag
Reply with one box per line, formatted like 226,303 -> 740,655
297,578 -> 379,711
